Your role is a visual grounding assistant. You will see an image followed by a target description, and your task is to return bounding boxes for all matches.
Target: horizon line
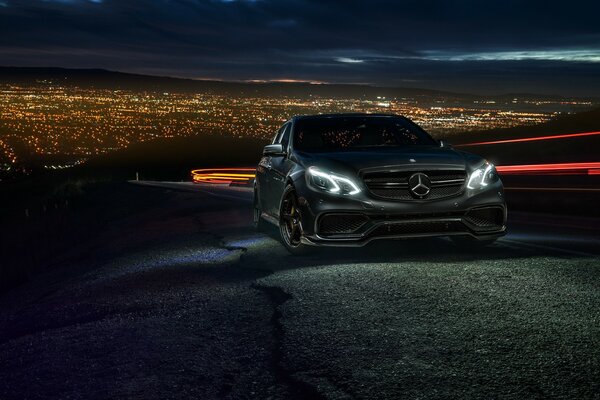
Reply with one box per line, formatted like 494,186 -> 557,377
0,65 -> 598,99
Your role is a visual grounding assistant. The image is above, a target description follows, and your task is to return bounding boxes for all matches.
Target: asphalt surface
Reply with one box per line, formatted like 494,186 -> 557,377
1,181 -> 599,399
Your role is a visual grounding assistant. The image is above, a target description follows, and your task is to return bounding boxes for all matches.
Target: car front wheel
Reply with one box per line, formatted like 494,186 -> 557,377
279,185 -> 311,255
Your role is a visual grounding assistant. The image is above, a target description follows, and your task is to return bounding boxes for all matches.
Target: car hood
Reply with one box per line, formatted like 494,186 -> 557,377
296,146 -> 478,175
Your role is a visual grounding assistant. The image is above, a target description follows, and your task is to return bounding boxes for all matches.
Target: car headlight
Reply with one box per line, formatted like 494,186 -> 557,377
467,162 -> 499,189
307,167 -> 361,195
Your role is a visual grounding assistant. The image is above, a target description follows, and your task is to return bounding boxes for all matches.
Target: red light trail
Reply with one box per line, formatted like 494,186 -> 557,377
456,130 -> 600,147
192,162 -> 600,184
496,162 -> 600,175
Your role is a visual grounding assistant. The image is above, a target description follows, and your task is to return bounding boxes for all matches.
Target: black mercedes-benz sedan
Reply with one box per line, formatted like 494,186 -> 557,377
253,113 -> 506,254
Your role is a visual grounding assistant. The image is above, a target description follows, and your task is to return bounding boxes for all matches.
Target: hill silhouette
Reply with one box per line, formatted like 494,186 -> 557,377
0,66 -> 577,101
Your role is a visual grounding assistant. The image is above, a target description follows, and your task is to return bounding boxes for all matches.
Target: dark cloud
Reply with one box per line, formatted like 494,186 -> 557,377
1,0 -> 599,95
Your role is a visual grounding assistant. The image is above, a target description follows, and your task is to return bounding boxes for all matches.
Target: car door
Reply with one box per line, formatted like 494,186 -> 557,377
258,124 -> 287,215
267,122 -> 294,216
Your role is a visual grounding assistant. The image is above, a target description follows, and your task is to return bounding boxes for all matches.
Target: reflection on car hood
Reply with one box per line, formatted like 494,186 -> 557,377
296,146 -> 472,174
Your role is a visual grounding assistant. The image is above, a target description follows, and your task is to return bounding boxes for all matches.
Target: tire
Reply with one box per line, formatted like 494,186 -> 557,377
252,186 -> 267,231
451,236 -> 497,247
278,185 -> 311,255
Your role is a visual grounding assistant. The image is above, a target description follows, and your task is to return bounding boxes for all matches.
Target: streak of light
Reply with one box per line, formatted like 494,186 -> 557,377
191,168 -> 256,184
456,130 -> 600,147
191,162 -> 600,188
496,162 -> 600,175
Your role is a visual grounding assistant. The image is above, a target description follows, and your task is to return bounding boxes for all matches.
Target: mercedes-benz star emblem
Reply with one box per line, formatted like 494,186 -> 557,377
408,173 -> 431,198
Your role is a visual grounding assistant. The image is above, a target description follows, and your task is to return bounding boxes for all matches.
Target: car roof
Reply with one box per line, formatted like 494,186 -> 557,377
292,113 -> 405,121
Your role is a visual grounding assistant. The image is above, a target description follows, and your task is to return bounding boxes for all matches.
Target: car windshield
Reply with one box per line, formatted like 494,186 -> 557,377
293,116 -> 437,152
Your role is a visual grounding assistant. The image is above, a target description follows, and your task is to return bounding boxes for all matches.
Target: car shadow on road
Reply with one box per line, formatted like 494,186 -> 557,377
251,225 -> 575,271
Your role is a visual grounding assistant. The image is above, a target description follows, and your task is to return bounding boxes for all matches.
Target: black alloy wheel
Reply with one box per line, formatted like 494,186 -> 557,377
279,186 -> 310,254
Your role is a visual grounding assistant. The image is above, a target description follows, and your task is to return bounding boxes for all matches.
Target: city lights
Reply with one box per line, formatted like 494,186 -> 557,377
1,83 -> 587,170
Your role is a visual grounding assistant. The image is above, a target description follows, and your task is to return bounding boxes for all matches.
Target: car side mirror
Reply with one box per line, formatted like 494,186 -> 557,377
263,144 -> 286,157
439,140 -> 452,149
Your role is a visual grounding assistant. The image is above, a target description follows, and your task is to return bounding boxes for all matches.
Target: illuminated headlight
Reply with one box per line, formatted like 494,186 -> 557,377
307,167 -> 361,195
467,162 -> 498,189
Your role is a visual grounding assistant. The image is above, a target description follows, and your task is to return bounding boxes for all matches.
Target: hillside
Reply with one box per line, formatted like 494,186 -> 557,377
85,106 -> 600,178
83,134 -> 269,181
2,107 -> 598,220
83,106 -> 600,182
452,107 -> 600,165
453,106 -> 600,144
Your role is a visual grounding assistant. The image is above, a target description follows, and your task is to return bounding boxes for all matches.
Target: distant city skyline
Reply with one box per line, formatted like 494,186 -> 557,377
1,0 -> 600,95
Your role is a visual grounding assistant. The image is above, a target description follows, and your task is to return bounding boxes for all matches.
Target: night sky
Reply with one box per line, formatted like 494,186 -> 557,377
1,0 -> 599,96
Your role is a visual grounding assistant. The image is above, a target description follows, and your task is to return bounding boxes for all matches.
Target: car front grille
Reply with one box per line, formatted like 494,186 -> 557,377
363,169 -> 466,200
316,207 -> 505,239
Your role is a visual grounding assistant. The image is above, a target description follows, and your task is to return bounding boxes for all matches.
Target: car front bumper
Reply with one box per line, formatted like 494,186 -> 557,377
294,178 -> 507,247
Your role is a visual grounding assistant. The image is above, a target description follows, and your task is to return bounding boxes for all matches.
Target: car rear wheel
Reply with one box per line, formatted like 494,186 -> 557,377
279,186 -> 311,255
252,186 -> 267,231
